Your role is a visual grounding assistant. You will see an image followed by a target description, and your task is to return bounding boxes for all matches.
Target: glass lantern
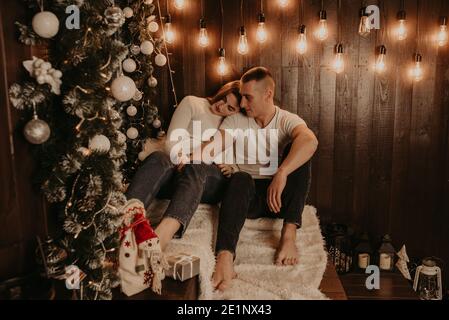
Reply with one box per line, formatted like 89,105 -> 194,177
326,224 -> 353,274
354,232 -> 372,271
378,234 -> 396,271
413,257 -> 443,300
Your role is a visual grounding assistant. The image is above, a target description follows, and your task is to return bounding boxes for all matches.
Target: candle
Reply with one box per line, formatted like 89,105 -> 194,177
358,253 -> 370,269
380,253 -> 392,270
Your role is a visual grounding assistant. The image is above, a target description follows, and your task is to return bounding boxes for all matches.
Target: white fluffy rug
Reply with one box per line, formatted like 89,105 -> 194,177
147,201 -> 328,300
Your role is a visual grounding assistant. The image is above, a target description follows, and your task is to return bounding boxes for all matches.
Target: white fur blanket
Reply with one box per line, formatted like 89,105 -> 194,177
147,201 -> 328,300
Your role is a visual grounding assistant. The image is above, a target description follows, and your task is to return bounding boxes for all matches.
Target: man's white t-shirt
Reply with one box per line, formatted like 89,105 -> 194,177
219,106 -> 306,179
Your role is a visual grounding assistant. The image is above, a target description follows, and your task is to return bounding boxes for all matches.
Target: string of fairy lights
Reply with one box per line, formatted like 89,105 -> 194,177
162,0 -> 448,82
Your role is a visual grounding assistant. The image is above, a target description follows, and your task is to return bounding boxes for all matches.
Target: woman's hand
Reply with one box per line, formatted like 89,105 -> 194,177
217,164 -> 235,178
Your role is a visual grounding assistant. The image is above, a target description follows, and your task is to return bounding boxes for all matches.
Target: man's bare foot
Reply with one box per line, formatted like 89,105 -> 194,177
275,223 -> 299,266
212,251 -> 237,292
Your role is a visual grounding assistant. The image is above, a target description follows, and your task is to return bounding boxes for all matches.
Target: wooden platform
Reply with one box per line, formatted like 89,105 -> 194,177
319,261 -> 348,300
340,271 -> 419,300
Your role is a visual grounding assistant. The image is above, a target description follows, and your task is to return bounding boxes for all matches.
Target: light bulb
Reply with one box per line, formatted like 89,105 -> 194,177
256,13 -> 267,43
374,45 -> 387,73
174,0 -> 185,10
217,48 -> 228,76
296,25 -> 307,55
238,26 -> 249,55
316,10 -> 328,41
198,19 -> 209,47
358,9 -> 371,37
279,0 -> 289,8
437,17 -> 448,47
396,11 -> 407,41
410,54 -> 423,82
164,15 -> 175,44
333,44 -> 345,74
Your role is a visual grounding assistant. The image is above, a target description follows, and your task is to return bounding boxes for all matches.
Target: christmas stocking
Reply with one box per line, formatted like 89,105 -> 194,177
118,199 -> 168,296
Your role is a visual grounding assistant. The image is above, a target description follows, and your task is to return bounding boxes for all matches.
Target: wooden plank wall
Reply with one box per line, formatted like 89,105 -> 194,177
161,0 -> 449,282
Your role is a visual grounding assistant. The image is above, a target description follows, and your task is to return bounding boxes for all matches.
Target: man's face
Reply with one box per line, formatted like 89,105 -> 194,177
240,80 -> 266,118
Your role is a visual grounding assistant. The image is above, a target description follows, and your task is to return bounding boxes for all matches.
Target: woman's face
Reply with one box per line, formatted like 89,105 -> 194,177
211,93 -> 240,117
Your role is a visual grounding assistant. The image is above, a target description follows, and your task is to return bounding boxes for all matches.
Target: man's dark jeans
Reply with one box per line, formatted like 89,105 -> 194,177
215,153 -> 312,255
126,151 -> 228,237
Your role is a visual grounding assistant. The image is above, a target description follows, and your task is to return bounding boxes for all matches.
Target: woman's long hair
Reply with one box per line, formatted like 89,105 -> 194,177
207,81 -> 242,106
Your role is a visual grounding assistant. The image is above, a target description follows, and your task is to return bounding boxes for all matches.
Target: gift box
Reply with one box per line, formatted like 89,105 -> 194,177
166,253 -> 200,282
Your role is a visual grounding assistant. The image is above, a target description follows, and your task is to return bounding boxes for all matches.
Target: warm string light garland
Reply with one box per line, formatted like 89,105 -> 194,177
165,0 -> 447,81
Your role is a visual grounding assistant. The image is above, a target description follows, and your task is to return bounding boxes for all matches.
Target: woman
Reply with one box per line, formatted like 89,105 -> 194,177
123,81 -> 242,252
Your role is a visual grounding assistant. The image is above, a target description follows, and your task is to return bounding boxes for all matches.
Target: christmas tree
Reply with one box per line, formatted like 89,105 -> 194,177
9,0 -> 169,300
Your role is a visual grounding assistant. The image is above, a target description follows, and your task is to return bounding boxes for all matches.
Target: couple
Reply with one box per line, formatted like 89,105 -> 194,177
123,67 -> 319,292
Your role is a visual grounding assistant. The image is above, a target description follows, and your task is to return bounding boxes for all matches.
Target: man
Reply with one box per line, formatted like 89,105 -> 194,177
196,67 -> 319,292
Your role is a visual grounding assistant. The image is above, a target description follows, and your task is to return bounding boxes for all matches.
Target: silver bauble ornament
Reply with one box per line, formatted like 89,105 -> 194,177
32,11 -> 60,38
126,127 -> 139,140
111,76 -> 137,102
147,76 -> 158,88
126,105 -> 138,116
89,134 -> 111,153
130,45 -> 141,55
104,6 -> 125,28
155,54 -> 167,66
152,119 -> 162,129
122,58 -> 137,73
23,115 -> 51,144
123,7 -> 134,18
140,41 -> 154,55
148,21 -> 159,33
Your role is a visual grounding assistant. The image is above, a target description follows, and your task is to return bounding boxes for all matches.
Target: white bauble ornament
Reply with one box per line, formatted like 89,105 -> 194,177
133,90 -> 143,101
130,45 -> 141,55
140,41 -> 154,55
123,7 -> 133,18
126,105 -> 138,116
122,58 -> 137,73
89,135 -> 111,153
138,151 -> 147,162
111,76 -> 136,102
155,54 -> 167,67
152,119 -> 161,129
32,11 -> 60,38
147,76 -> 158,88
148,21 -> 159,33
23,116 -> 51,144
117,131 -> 127,144
77,147 -> 91,157
126,127 -> 139,140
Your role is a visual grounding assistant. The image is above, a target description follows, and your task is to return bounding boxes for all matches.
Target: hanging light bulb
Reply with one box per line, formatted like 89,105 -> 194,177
174,0 -> 185,10
198,18 -> 209,47
164,14 -> 175,44
316,10 -> 329,41
358,8 -> 371,37
437,16 -> 448,47
374,45 -> 387,73
332,44 -> 345,74
396,10 -> 407,41
410,53 -> 423,82
296,25 -> 308,55
217,48 -> 228,76
279,0 -> 289,8
256,13 -> 268,43
238,26 -> 249,55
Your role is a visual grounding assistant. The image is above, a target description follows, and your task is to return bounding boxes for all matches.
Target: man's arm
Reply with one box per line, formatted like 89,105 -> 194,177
267,124 -> 318,213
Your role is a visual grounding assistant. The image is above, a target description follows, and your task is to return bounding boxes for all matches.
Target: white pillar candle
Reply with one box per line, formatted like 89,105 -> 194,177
358,253 -> 370,269
380,253 -> 392,270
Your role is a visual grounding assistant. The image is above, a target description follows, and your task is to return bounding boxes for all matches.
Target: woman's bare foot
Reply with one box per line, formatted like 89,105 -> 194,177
275,223 -> 299,266
154,217 -> 182,251
212,251 -> 237,292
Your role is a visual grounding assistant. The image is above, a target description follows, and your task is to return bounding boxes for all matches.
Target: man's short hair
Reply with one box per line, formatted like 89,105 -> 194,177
241,67 -> 275,92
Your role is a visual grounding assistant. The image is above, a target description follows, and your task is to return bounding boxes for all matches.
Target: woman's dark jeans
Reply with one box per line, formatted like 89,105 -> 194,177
126,151 -> 228,237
